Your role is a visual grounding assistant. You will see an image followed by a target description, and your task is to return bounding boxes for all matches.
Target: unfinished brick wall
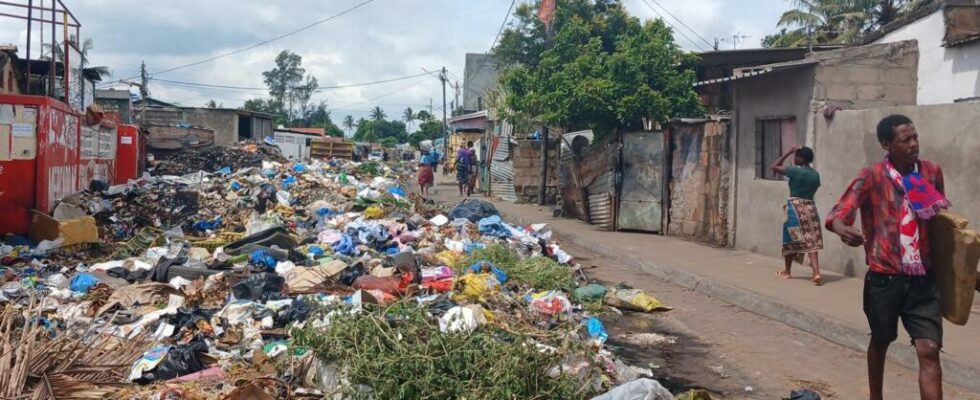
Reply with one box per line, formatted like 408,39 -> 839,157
812,40 -> 919,108
512,139 -> 559,204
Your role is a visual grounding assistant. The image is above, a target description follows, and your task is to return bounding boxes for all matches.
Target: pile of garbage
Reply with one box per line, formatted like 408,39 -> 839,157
151,141 -> 285,176
0,154 -> 679,399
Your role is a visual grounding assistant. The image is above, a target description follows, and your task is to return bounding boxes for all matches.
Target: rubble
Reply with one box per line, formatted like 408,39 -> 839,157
0,149 -> 678,399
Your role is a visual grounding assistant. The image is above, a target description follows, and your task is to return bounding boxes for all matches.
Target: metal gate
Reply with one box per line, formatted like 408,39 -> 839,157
617,131 -> 665,232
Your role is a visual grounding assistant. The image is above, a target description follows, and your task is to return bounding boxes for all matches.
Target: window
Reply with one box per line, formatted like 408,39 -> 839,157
755,116 -> 797,180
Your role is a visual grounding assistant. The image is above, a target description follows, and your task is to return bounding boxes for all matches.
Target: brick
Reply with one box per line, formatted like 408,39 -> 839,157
883,84 -> 915,104
845,67 -> 880,84
825,83 -> 855,100
882,67 -> 916,84
856,84 -> 885,100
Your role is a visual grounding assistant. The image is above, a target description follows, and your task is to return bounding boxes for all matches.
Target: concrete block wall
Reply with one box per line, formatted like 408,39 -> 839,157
512,139 -> 559,203
812,40 -> 919,108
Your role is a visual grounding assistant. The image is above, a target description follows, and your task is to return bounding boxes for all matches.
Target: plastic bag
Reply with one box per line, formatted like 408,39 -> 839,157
231,273 -> 285,301
585,317 -> 608,345
438,306 -> 479,333
468,259 -> 507,284
364,206 -> 385,219
455,273 -> 500,301
604,288 -> 670,313
590,378 -> 674,400
339,262 -> 366,286
448,199 -> 499,223
69,272 -> 100,293
573,284 -> 608,302
388,186 -> 407,197
131,340 -> 208,383
331,234 -> 359,256
786,389 -> 821,400
478,215 -> 512,238
249,250 -> 277,270
527,291 -> 572,320
352,275 -> 402,296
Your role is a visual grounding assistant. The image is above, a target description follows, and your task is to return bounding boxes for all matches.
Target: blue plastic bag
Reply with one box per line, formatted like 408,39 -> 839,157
468,259 -> 507,284
331,234 -> 359,256
316,207 -> 333,217
216,166 -> 232,175
388,187 -> 407,197
293,164 -> 306,173
282,175 -> 297,190
192,217 -> 222,232
585,317 -> 608,344
464,242 -> 486,255
249,250 -> 277,270
70,272 -> 100,293
478,215 -> 511,238
308,246 -> 325,258
230,181 -> 242,191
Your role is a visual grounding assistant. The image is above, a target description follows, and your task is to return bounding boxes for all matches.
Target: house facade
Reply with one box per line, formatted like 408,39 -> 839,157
870,0 -> 980,104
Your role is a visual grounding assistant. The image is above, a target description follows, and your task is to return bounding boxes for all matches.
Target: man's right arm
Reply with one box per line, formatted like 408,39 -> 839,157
826,168 -> 873,247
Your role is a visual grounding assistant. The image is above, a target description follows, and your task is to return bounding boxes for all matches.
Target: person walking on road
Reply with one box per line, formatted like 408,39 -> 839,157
454,142 -> 472,197
826,114 -> 949,400
771,145 -> 824,285
417,150 -> 436,196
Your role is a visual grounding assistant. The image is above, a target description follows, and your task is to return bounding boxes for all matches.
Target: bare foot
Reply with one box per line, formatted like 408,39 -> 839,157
812,274 -> 823,286
776,270 -> 791,279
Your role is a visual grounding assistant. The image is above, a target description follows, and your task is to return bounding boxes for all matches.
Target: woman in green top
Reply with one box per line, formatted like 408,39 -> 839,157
771,146 -> 824,285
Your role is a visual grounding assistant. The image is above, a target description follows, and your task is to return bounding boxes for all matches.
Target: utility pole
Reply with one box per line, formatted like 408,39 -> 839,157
440,67 -> 448,155
139,61 -> 148,127
428,98 -> 433,115
538,125 -> 549,205
25,0 -> 32,95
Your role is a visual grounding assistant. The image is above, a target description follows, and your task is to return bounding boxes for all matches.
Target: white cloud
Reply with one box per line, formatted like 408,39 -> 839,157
0,0 -> 789,121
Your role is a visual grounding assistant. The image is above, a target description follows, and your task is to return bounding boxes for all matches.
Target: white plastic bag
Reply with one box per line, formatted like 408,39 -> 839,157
590,378 -> 674,400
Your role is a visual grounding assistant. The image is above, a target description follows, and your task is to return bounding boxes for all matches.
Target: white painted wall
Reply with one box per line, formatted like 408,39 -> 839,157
273,131 -> 312,160
875,11 -> 980,104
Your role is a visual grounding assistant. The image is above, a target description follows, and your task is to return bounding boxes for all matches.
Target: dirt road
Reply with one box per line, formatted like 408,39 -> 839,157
422,178 -> 979,399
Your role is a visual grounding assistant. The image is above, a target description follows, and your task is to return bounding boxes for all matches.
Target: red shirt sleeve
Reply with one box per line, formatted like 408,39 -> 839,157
825,167 -> 874,230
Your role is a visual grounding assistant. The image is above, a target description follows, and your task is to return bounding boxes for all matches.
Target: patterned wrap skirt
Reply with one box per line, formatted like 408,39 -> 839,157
782,197 -> 824,264
417,165 -> 434,187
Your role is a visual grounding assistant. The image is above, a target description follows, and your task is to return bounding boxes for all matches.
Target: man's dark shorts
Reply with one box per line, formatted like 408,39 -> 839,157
863,271 -> 943,346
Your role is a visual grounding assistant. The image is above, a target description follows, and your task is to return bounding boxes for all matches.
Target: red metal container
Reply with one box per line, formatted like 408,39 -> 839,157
80,123 -> 117,187
0,95 -> 82,235
115,123 -> 140,184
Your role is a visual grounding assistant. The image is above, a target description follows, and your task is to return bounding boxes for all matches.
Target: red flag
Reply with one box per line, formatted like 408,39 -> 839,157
537,0 -> 556,31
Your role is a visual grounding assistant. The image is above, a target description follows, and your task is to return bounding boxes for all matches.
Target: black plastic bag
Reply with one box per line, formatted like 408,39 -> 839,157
276,298 -> 313,327
166,307 -> 217,331
339,261 -> 366,286
785,389 -> 821,400
425,295 -> 457,317
448,199 -> 499,223
231,272 -> 284,301
134,339 -> 208,383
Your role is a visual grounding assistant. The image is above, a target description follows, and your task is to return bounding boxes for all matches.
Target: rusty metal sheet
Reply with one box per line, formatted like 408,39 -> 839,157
617,131 -> 664,232
588,192 -> 614,230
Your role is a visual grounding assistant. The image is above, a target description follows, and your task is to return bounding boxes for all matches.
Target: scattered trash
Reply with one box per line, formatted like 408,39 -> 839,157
591,378 -> 675,400
604,287 -> 671,312
785,389 -> 822,400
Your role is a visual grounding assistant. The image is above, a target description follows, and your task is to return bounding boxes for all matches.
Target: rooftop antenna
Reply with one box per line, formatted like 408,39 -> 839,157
732,31 -> 751,50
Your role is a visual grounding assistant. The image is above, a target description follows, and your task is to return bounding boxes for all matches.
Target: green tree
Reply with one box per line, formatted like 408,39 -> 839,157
763,0 -> 935,48
369,106 -> 387,121
205,99 -> 223,108
263,50 -> 305,116
408,119 -> 445,147
402,107 -> 416,131
354,118 -> 408,143
342,115 -> 356,137
496,0 -> 701,139
380,137 -> 398,148
291,75 -> 319,122
415,110 -> 434,122
241,98 -> 277,115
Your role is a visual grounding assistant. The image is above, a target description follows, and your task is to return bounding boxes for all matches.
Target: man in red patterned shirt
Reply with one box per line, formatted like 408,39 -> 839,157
826,114 -> 948,400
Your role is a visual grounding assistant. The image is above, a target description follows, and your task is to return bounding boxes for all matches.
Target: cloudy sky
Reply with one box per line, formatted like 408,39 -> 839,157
0,0 -> 787,125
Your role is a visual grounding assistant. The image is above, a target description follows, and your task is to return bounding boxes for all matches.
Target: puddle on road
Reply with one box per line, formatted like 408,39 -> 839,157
601,311 -> 742,398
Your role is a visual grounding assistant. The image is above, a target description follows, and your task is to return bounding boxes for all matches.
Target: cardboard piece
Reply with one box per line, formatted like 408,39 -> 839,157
28,210 -> 99,246
287,259 -> 348,291
929,211 -> 980,325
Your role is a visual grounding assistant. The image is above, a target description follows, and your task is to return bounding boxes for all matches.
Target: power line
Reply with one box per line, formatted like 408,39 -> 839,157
646,0 -> 714,49
149,71 -> 433,92
638,0 -> 706,51
112,0 -> 374,81
329,76 -> 433,110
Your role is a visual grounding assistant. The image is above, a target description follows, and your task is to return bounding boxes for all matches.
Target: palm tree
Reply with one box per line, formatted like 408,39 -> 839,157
769,0 -> 930,48
44,38 -> 111,79
402,107 -> 416,131
342,115 -> 356,137
369,106 -> 386,121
